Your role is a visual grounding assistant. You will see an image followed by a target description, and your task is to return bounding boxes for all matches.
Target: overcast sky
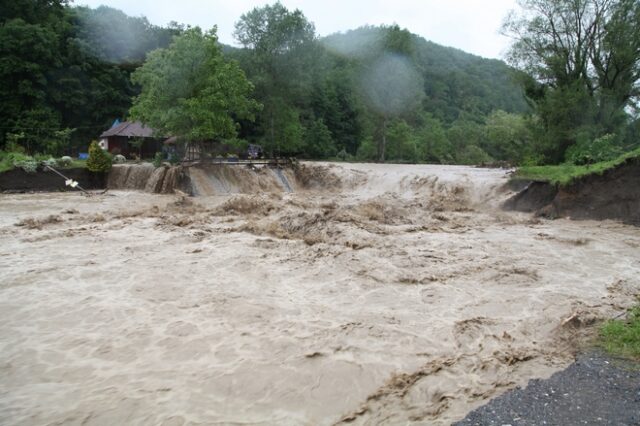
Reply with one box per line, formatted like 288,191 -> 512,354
74,0 -> 519,59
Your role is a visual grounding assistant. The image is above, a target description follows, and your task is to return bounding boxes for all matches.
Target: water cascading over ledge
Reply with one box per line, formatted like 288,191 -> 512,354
106,163 -> 297,195
107,164 -> 185,194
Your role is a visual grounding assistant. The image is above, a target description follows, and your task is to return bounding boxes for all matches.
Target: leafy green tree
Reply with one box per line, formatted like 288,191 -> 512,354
130,27 -> 260,143
361,54 -> 424,161
0,1 -> 159,154
447,119 -> 494,165
233,2 -> 317,156
385,119 -> 418,162
356,137 -> 378,161
73,6 -> 181,63
414,113 -> 452,163
304,119 -> 335,159
483,110 -> 533,164
310,66 -> 365,155
360,27 -> 424,161
0,8 -> 63,152
565,133 -> 622,164
503,0 -> 640,162
456,144 -> 493,165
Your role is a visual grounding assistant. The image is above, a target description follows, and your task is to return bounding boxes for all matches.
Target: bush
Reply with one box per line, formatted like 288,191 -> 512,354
0,151 -> 37,172
113,154 -> 126,164
43,157 -> 57,168
168,152 -> 180,165
5,141 -> 25,154
86,141 -> 112,173
14,158 -> 38,173
566,133 -> 622,165
57,156 -> 72,167
152,152 -> 164,167
455,144 -> 492,165
2,151 -> 37,172
356,137 -> 377,161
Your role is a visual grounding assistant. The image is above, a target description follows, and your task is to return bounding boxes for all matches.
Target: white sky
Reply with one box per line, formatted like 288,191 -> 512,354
73,0 -> 519,59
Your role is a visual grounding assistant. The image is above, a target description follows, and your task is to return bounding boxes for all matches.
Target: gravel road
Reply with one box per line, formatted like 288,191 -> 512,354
456,352 -> 640,426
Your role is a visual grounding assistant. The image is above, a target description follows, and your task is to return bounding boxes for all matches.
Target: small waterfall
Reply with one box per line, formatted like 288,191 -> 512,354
187,167 -> 223,196
273,168 -> 293,193
108,163 -> 298,196
123,164 -> 155,189
144,167 -> 166,193
186,165 -> 296,196
160,166 -> 181,194
107,164 -> 132,188
108,164 -> 182,194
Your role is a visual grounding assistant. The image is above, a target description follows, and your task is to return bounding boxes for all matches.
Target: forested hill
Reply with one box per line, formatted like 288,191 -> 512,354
1,1 -> 531,164
321,27 -> 528,123
0,2 -> 178,155
222,19 -> 532,164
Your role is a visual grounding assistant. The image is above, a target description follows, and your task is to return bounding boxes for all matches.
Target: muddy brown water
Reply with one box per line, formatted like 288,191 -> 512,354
1,162 -> 639,425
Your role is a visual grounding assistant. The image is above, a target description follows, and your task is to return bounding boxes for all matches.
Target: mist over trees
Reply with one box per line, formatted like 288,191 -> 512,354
1,0 -> 638,165
228,4 -> 532,164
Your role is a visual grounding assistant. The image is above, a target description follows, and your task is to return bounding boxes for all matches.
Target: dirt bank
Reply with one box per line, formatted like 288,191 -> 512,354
504,158 -> 640,225
1,162 -> 639,425
0,167 -> 105,193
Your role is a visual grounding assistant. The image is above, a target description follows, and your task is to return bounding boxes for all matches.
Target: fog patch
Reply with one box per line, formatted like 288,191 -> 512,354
359,53 -> 425,116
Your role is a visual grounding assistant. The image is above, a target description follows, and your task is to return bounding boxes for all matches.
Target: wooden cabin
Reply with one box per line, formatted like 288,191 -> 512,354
99,121 -> 165,159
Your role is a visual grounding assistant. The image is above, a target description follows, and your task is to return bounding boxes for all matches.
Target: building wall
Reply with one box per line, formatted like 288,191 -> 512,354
105,136 -> 163,159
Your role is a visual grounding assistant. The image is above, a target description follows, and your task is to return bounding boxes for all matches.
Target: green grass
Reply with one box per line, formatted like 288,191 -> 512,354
600,305 -> 640,360
0,160 -> 13,173
64,159 -> 86,169
515,147 -> 640,186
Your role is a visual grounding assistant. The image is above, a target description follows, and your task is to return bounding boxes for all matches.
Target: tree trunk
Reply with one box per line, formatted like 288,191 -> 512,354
271,113 -> 276,158
379,116 -> 388,162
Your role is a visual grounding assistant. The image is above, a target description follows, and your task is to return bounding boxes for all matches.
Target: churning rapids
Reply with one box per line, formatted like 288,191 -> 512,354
1,162 -> 639,425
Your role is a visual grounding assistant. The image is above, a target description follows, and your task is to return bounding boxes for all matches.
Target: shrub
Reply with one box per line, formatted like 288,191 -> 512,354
86,141 -> 112,173
15,159 -> 38,173
113,154 -> 126,164
152,152 -> 164,167
43,157 -> 57,168
4,152 -> 37,172
455,145 -> 492,165
566,133 -> 622,165
57,156 -> 72,167
168,152 -> 180,165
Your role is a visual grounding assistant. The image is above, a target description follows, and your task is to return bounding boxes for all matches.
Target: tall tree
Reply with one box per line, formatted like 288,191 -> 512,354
234,1 -> 317,155
503,0 -> 640,162
0,0 -> 67,152
360,26 -> 424,161
129,28 -> 260,144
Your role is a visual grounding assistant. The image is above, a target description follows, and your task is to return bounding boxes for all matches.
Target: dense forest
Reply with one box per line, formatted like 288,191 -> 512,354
1,0 -> 638,165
